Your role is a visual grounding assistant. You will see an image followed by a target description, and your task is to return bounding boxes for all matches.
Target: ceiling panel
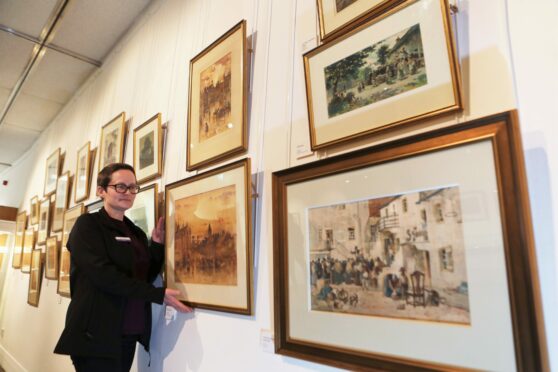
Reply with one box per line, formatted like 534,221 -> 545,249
21,48 -> 97,104
0,32 -> 36,90
0,124 -> 40,164
52,0 -> 150,61
0,0 -> 58,38
4,92 -> 62,132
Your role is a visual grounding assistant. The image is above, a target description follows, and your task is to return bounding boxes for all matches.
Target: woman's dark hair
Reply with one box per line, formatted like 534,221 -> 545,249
97,163 -> 136,189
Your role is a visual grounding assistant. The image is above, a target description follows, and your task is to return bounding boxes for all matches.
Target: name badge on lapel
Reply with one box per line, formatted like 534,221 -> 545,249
115,236 -> 131,242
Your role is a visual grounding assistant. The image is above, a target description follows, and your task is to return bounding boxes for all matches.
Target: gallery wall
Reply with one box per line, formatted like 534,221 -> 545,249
0,0 -> 556,371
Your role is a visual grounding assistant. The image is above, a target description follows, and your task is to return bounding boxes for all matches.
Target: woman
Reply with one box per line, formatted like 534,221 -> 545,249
54,163 -> 191,371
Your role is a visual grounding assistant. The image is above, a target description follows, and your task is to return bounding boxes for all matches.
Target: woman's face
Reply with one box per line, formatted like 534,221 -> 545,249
97,169 -> 137,213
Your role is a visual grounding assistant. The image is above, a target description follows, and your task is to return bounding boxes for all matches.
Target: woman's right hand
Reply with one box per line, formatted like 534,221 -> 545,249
164,288 -> 194,313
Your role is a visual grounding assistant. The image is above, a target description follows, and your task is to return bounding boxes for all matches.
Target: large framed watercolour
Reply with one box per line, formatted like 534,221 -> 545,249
52,172 -> 71,232
125,183 -> 158,239
317,0 -> 403,41
21,228 -> 35,273
304,0 -> 462,150
75,141 -> 92,203
45,236 -> 59,280
30,196 -> 39,225
134,113 -> 163,184
58,204 -> 84,297
28,249 -> 43,307
165,158 -> 252,314
272,111 -> 546,371
99,112 -> 126,171
44,148 -> 61,196
37,197 -> 51,244
11,212 -> 27,269
187,20 -> 248,171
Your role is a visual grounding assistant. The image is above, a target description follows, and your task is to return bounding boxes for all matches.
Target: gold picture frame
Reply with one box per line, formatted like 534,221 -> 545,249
21,228 -> 35,273
11,212 -> 27,269
58,203 -> 84,297
75,141 -> 92,203
99,112 -> 126,171
133,113 -> 163,184
272,111 -> 546,371
317,0 -> 403,41
37,197 -> 51,244
44,148 -> 61,196
304,0 -> 462,150
30,196 -> 39,225
28,249 -> 44,307
52,172 -> 71,232
187,20 -> 248,171
45,236 -> 59,280
165,158 -> 252,314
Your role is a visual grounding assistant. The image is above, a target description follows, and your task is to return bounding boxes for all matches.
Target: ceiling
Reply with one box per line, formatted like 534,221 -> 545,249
0,0 -> 151,174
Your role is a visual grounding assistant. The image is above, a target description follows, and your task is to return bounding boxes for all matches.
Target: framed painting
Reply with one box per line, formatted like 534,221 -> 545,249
187,20 -> 248,171
99,112 -> 126,171
85,199 -> 104,214
317,0 -> 403,41
11,212 -> 26,268
44,148 -> 61,196
28,249 -> 44,307
272,111 -> 546,371
30,196 -> 39,225
75,141 -> 92,203
37,197 -> 51,244
165,158 -> 252,314
58,204 -> 84,297
125,183 -> 158,240
21,228 -> 35,273
133,113 -> 163,184
304,0 -> 462,150
45,236 -> 59,280
52,172 -> 70,232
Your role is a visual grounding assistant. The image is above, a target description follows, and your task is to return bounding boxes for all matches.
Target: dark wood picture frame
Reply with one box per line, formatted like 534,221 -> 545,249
272,111 -> 546,371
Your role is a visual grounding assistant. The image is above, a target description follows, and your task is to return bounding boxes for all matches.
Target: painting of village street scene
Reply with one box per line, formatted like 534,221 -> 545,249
308,186 -> 470,324
199,53 -> 232,142
325,24 -> 426,118
174,185 -> 237,285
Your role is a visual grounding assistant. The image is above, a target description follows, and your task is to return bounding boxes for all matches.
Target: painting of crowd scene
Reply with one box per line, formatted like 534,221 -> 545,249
308,186 -> 471,324
174,185 -> 237,285
336,0 -> 358,12
199,53 -> 232,142
324,24 -> 427,118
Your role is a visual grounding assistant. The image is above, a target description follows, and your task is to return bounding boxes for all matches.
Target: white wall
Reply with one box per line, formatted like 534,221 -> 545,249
0,0 -> 556,370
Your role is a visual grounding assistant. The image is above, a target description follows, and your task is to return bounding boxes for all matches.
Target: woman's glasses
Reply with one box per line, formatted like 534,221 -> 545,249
106,184 -> 141,194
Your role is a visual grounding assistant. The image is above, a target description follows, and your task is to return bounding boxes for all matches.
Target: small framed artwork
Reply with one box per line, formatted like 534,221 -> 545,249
75,141 -> 92,203
58,204 -> 84,297
45,236 -> 59,280
12,212 -> 27,269
30,196 -> 39,225
272,111 -> 546,371
304,0 -> 462,150
187,20 -> 248,171
52,172 -> 71,232
99,112 -> 126,171
165,158 -> 252,314
28,249 -> 44,307
85,199 -> 104,214
21,228 -> 35,273
44,148 -> 61,196
317,0 -> 403,41
37,197 -> 51,244
133,113 -> 163,184
125,183 -> 158,239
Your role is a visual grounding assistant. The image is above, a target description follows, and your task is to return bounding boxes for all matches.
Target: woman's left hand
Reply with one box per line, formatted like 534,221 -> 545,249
152,217 -> 165,244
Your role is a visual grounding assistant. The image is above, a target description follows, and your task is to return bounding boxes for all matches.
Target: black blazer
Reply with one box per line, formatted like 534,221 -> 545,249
54,208 -> 165,359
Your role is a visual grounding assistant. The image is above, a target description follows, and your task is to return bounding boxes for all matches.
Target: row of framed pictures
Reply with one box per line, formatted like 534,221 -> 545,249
12,158 -> 253,315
